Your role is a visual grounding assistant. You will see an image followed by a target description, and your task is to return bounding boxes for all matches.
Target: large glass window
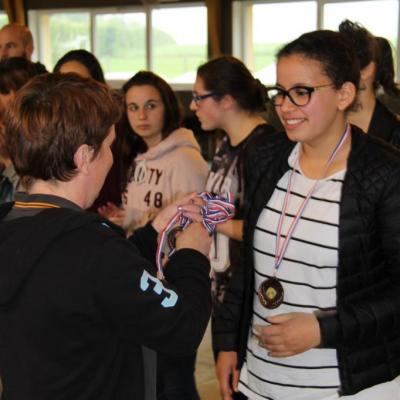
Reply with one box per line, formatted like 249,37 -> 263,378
0,13 -> 7,28
234,1 -> 317,84
95,12 -> 146,81
29,4 -> 207,85
233,0 -> 400,82
151,6 -> 207,83
34,11 -> 90,70
323,0 -> 398,48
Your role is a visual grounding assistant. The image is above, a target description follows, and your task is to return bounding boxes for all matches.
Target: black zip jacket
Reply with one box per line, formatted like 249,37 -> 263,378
368,99 -> 400,147
0,203 -> 211,400
213,125 -> 400,396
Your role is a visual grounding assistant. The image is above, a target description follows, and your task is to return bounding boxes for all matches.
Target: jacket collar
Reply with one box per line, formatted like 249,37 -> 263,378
368,100 -> 397,142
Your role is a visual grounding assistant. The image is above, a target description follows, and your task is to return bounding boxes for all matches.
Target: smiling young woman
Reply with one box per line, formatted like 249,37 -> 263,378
214,30 -> 400,400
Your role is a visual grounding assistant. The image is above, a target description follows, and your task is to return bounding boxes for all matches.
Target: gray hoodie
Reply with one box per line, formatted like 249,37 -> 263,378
123,127 -> 208,230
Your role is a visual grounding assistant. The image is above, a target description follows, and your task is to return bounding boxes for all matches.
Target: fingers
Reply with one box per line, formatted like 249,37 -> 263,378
176,192 -> 203,207
267,313 -> 293,324
232,368 -> 240,392
176,202 -> 204,223
97,202 -> 122,218
222,392 -> 234,400
218,373 -> 233,400
175,193 -> 205,211
253,313 -> 321,357
219,379 -> 233,400
253,323 -> 287,353
216,352 -> 238,400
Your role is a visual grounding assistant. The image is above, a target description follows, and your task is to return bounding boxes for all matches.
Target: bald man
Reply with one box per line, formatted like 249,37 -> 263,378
0,23 -> 47,74
0,23 -> 33,60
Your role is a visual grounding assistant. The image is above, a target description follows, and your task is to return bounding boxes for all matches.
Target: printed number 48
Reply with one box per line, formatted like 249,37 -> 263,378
144,191 -> 163,208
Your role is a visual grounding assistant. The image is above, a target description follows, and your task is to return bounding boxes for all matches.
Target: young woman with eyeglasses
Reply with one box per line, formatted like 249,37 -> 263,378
339,20 -> 400,145
190,57 -> 275,394
213,30 -> 400,400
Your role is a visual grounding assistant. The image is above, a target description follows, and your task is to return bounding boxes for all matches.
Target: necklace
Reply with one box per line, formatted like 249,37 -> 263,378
258,125 -> 350,309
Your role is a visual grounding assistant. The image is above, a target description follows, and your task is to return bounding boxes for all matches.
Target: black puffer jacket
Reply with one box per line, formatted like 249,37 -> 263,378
213,125 -> 400,396
368,99 -> 400,147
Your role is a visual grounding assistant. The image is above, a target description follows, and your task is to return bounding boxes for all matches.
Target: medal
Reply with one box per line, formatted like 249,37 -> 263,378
258,124 -> 351,309
167,225 -> 183,250
155,192 -> 235,280
258,276 -> 284,309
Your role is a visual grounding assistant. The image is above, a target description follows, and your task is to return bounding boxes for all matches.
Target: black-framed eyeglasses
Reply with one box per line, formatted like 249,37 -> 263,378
191,92 -> 215,105
266,84 -> 334,107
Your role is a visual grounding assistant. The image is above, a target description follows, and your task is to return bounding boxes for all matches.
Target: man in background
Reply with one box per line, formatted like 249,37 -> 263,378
0,23 -> 46,73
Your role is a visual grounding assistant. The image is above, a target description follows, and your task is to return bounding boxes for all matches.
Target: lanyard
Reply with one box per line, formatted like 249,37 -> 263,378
156,192 -> 235,280
274,124 -> 350,273
14,201 -> 60,209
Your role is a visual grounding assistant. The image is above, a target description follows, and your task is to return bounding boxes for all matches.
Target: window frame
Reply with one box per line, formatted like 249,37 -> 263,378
233,0 -> 400,80
28,2 -> 207,89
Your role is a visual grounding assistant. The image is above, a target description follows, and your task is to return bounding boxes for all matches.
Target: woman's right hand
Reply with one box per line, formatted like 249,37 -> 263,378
216,351 -> 240,400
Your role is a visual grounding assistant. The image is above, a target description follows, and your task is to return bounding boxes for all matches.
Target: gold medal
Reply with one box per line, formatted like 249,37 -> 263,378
258,277 -> 284,309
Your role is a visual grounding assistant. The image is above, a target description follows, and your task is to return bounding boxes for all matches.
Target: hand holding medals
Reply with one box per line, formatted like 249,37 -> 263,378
155,192 -> 235,280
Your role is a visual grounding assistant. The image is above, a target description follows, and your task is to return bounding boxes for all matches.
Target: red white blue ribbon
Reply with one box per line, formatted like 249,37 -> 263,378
274,124 -> 351,272
156,192 -> 235,279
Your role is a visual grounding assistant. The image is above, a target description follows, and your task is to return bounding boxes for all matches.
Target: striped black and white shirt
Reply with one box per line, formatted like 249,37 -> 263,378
239,143 -> 344,400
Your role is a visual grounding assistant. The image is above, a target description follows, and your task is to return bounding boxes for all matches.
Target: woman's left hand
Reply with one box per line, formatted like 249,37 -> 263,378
253,312 -> 321,357
151,192 -> 204,233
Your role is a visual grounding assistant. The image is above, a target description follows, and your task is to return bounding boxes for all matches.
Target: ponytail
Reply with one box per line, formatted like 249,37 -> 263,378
375,36 -> 400,96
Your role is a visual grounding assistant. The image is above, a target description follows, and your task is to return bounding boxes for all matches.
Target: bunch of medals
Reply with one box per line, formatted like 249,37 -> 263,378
156,192 -> 235,280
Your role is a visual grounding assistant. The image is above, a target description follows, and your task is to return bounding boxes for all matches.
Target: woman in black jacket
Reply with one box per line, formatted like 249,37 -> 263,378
0,73 -> 212,400
339,19 -> 400,146
214,30 -> 400,400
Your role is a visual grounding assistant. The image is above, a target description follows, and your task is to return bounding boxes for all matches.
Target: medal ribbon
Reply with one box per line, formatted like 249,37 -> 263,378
156,191 -> 235,279
274,124 -> 350,273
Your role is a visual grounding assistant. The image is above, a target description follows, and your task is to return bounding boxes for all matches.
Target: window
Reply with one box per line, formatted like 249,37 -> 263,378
32,11 -> 90,69
94,12 -> 146,81
233,1 -> 317,84
29,4 -> 207,85
152,6 -> 207,83
0,13 -> 7,28
323,0 -> 398,49
233,0 -> 400,83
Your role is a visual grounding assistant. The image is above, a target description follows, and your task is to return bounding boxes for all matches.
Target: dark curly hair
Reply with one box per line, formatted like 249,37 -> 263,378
339,19 -> 399,95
